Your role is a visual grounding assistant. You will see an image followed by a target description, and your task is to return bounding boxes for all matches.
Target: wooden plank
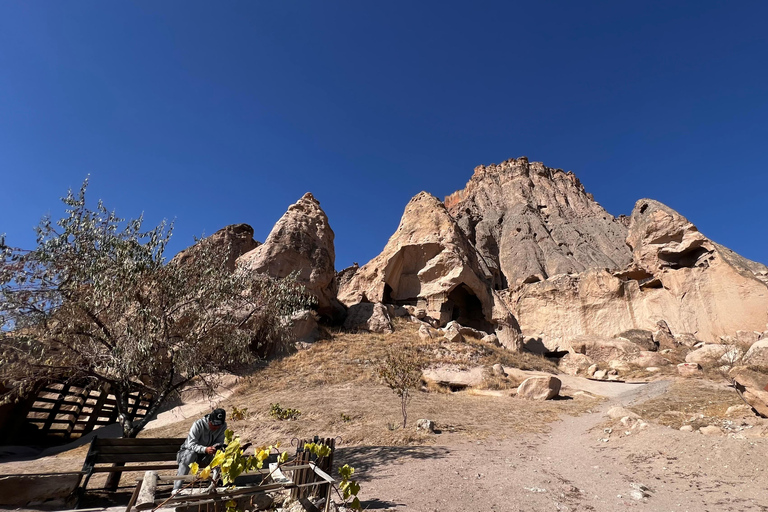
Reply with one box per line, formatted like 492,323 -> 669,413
135,471 -> 158,511
94,453 -> 181,464
95,437 -> 185,446
125,479 -> 143,512
91,464 -> 179,473
95,446 -> 180,456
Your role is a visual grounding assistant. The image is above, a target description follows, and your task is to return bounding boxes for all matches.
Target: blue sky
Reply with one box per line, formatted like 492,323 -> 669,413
1,1 -> 767,268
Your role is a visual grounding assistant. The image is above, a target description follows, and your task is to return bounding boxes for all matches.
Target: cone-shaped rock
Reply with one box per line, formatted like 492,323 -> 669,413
237,193 -> 340,318
445,157 -> 632,289
338,192 -> 521,349
171,223 -> 260,271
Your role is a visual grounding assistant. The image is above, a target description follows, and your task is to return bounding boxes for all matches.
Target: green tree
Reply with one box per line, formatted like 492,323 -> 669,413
0,180 -> 314,438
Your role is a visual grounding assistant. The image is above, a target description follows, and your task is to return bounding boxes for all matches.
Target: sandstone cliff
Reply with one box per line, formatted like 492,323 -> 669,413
171,223 -> 260,271
506,198 -> 768,351
236,193 -> 341,319
337,192 -> 521,349
445,157 -> 632,289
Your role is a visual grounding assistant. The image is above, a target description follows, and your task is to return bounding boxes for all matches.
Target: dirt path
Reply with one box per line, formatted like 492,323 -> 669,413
344,379 -> 768,512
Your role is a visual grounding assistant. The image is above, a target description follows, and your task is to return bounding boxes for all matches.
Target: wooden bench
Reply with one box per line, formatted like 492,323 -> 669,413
80,437 -> 186,492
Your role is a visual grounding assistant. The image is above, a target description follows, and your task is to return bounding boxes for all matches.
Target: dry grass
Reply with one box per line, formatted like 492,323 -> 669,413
628,379 -> 743,429
148,320 -> 590,447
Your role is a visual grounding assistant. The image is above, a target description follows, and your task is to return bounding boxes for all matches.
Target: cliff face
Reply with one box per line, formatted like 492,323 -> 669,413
445,157 -> 632,289
505,198 -> 768,350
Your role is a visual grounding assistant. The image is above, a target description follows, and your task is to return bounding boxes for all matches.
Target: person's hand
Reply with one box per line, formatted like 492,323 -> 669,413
205,446 -> 216,455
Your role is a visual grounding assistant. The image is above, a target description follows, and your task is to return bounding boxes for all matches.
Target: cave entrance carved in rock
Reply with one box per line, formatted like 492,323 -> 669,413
442,284 -> 491,332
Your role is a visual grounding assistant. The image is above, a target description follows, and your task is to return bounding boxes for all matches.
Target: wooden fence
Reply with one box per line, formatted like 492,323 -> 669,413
290,436 -> 336,501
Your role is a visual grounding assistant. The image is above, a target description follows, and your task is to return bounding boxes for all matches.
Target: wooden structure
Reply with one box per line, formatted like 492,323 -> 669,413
290,436 -> 336,501
80,437 -> 185,492
130,462 -> 336,512
21,382 -> 152,441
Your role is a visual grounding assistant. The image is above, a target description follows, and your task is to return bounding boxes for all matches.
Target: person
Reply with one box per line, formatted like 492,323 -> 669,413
173,408 -> 227,492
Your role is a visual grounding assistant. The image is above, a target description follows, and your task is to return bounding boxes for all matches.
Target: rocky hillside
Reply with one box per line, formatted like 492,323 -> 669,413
445,157 -> 632,289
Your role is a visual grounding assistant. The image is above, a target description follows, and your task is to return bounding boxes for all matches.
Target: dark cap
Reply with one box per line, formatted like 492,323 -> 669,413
208,408 -> 226,426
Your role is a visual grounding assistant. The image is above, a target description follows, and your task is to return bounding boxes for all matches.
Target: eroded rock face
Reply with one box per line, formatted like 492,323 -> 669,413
237,193 -> 341,318
445,157 -> 632,289
505,199 -> 768,350
172,223 -> 260,271
337,191 -> 522,349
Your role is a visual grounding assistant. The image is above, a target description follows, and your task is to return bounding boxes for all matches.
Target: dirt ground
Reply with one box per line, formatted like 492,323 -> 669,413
3,376 -> 768,512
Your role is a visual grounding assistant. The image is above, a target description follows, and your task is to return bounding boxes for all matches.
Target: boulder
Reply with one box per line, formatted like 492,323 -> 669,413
491,363 -> 506,376
237,193 -> 342,319
172,223 -> 260,271
337,191 -> 522,349
630,351 -> 670,367
290,310 -> 320,343
742,339 -> 768,367
677,362 -> 702,376
569,335 -> 641,362
422,365 -> 486,390
416,419 -> 436,432
685,345 -> 729,365
481,333 -> 500,346
343,303 -> 393,333
653,320 -> 677,350
418,323 -> 436,341
616,329 -> 657,351
442,322 -> 464,343
699,425 -> 722,436
0,473 -> 82,506
517,376 -> 561,400
730,367 -> 768,418
558,353 -> 594,375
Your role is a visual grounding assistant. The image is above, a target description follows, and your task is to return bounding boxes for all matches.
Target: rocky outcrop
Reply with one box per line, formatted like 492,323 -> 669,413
445,157 -> 632,289
343,302 -> 393,333
504,199 -> 768,351
338,192 -> 522,350
172,223 -> 260,271
237,193 -> 341,318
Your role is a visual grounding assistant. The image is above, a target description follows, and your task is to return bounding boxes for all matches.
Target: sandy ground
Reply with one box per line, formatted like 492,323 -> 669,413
347,379 -> 768,512
2,377 -> 768,512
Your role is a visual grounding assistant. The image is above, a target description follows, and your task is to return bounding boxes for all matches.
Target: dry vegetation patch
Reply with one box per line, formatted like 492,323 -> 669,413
149,321 -> 589,447
628,379 -> 744,429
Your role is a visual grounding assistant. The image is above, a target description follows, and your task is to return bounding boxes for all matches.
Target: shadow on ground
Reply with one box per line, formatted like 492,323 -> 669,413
333,445 -> 449,482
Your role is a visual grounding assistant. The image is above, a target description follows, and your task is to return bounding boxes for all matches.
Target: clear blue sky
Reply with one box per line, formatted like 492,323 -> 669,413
1,1 -> 767,268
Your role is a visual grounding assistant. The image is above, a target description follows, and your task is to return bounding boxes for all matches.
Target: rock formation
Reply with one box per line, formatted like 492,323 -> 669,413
171,223 -> 260,271
445,157 -> 632,289
337,191 -> 521,349
236,193 -> 341,319
505,198 -> 768,351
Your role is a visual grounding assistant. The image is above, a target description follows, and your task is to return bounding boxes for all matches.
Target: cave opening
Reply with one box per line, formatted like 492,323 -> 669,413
445,284 -> 492,332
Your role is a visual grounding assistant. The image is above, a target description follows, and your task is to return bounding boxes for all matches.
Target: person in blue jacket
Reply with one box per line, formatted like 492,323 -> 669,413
174,408 -> 227,492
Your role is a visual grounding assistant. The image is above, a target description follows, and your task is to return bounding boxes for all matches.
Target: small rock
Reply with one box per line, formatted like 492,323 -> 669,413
699,425 -> 722,436
725,404 -> 754,417
606,406 -> 641,420
680,425 -> 694,432
491,363 -> 506,377
593,370 -> 607,380
416,418 -> 436,432
587,364 -> 598,377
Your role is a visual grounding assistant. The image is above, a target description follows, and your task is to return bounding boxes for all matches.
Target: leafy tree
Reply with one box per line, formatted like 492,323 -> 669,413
0,180 -> 314,438
376,347 -> 424,429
